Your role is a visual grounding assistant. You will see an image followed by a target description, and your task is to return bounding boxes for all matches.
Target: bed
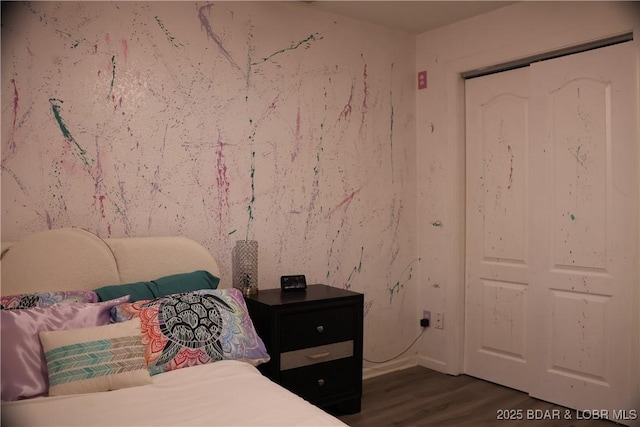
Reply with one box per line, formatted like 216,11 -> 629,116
0,228 -> 347,427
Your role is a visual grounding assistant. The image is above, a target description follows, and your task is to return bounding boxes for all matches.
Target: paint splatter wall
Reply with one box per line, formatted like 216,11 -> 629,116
1,2 -> 417,361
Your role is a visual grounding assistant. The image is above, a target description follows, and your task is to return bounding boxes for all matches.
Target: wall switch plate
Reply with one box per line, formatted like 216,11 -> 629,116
435,312 -> 444,329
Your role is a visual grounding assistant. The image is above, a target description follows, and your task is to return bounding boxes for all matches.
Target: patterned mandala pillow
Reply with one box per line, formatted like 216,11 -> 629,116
111,288 -> 270,375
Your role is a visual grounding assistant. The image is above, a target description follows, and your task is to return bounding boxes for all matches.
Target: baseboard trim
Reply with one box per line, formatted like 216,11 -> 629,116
362,356 -> 417,380
361,354 -> 450,380
416,354 -> 448,373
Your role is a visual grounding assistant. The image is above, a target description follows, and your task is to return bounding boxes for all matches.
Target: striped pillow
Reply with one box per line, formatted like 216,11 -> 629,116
39,319 -> 151,396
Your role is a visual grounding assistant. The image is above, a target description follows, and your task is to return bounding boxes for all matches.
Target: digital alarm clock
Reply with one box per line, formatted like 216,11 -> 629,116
280,275 -> 307,292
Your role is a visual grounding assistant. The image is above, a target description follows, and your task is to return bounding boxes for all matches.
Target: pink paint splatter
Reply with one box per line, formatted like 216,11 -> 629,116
105,33 -> 111,45
121,39 -> 128,63
4,79 -> 19,157
45,210 -> 53,229
291,78 -> 303,161
338,80 -> 354,123
507,145 -> 514,189
93,139 -> 106,218
215,137 -> 230,224
291,106 -> 302,161
113,96 -> 123,112
268,95 -> 279,110
93,195 -> 106,218
327,188 -> 362,218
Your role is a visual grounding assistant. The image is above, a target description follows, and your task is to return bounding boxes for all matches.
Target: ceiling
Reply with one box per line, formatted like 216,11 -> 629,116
299,1 -> 515,34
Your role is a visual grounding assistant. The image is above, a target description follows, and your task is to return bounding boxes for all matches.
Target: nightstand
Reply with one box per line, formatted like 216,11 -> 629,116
245,284 -> 363,414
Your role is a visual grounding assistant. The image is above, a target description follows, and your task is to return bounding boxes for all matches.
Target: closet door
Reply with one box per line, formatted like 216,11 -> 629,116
528,41 -> 638,414
465,41 -> 638,419
464,66 -> 531,392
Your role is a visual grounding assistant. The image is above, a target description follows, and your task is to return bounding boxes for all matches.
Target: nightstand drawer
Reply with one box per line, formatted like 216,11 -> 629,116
280,358 -> 357,403
280,306 -> 354,351
281,340 -> 353,370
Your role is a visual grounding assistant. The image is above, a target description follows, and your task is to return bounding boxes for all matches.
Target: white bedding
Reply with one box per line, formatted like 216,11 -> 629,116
2,360 -> 347,427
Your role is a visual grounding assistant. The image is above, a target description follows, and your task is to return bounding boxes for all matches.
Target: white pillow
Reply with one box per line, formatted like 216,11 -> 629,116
39,319 -> 152,396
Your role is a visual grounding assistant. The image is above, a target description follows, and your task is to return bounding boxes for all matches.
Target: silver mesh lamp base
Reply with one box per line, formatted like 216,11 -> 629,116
232,240 -> 258,296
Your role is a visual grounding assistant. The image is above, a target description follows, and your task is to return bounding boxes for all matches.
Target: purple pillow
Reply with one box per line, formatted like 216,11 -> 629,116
0,290 -> 98,310
0,296 -> 130,401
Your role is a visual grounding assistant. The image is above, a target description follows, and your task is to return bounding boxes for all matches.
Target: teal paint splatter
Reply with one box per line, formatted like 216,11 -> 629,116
570,214 -> 576,221
572,145 -> 586,167
154,16 -> 183,48
304,88 -> 327,238
387,257 -> 421,303
49,98 -> 91,167
326,230 -> 339,279
251,33 -> 323,66
107,55 -> 116,99
387,281 -> 403,303
246,151 -> 256,239
344,246 -> 364,289
431,220 -> 443,227
229,229 -> 237,235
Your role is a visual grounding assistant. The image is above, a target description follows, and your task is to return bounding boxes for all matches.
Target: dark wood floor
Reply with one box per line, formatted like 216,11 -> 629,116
338,366 -> 620,427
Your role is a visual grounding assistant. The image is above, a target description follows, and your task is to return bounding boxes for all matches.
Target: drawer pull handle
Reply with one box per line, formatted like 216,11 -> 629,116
306,352 -> 331,360
317,379 -> 325,387
316,325 -> 324,333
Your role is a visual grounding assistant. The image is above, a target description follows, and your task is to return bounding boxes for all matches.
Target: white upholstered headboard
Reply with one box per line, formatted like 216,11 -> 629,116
0,228 -> 221,296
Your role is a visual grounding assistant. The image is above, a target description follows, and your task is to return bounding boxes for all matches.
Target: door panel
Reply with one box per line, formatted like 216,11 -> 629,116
464,67 -> 530,392
549,79 -> 608,271
528,41 -> 638,415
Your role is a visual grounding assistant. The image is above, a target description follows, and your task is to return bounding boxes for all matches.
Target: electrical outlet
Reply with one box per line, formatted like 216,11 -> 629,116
418,70 -> 427,89
435,312 -> 444,329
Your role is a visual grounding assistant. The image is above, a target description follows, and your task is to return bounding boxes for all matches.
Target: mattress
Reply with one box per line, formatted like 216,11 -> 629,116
2,360 -> 347,427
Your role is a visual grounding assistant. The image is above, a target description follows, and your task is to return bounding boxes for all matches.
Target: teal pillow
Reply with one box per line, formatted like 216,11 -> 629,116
94,270 -> 220,302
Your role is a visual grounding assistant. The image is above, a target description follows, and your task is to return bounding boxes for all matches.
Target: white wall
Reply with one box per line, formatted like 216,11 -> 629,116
415,1 -> 640,374
1,1 -> 417,368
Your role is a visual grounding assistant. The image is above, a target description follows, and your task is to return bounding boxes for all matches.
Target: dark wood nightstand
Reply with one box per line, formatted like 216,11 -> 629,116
245,284 -> 363,414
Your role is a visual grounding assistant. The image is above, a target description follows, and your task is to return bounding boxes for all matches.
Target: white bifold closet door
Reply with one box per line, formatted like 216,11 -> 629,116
465,41 -> 638,420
